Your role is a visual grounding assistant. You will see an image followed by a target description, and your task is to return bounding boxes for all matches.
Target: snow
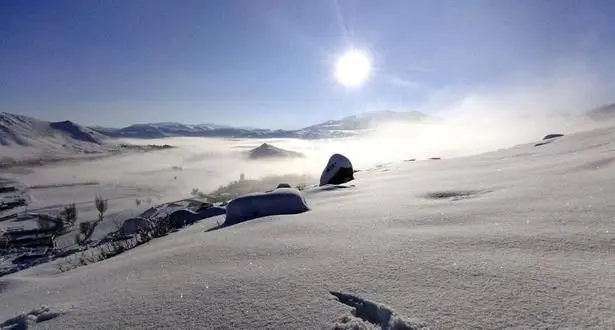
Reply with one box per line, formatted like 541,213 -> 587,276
224,188 -> 309,226
0,305 -> 64,329
0,124 -> 614,328
0,113 -> 112,163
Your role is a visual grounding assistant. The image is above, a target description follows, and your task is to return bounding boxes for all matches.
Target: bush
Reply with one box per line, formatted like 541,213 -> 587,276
190,188 -> 207,199
58,214 -> 178,273
203,174 -> 314,203
0,234 -> 9,249
61,203 -> 77,227
95,196 -> 108,223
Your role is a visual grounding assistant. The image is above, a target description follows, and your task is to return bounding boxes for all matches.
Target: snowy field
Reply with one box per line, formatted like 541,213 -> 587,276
1,122 -> 614,328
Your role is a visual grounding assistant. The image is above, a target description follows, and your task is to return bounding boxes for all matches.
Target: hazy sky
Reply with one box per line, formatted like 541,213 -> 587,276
1,0 -> 614,129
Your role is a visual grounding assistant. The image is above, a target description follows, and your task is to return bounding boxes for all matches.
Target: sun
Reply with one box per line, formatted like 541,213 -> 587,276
334,50 -> 371,88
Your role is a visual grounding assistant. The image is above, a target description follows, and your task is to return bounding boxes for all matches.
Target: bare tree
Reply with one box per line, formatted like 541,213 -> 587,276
95,196 -> 108,223
62,203 -> 77,228
0,234 -> 9,249
37,216 -> 54,230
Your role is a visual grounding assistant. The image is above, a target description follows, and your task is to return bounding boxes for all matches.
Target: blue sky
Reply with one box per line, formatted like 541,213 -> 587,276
1,0 -> 614,129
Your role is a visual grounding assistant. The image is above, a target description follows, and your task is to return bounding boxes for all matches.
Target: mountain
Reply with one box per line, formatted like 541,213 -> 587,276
90,122 -> 298,139
295,110 -> 431,138
247,143 -> 304,160
0,112 -> 107,148
302,110 -> 429,131
91,110 -> 431,140
0,113 -> 117,165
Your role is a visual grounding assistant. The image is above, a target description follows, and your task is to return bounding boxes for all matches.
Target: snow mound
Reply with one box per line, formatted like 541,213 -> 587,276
247,143 -> 304,160
168,207 -> 226,227
224,188 -> 308,226
331,291 -> 428,330
119,217 -> 154,237
1,305 -> 62,329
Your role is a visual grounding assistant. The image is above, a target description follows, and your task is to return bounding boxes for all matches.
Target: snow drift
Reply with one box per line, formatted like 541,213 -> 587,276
224,188 -> 309,226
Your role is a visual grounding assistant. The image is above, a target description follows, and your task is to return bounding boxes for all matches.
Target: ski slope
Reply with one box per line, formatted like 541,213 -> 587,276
1,125 -> 614,329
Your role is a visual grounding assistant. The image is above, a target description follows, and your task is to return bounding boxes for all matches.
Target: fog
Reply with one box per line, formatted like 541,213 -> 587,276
6,62 -> 612,206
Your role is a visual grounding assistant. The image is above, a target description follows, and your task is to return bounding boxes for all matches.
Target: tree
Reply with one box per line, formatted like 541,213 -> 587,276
0,234 -> 9,249
62,203 -> 77,227
95,196 -> 108,223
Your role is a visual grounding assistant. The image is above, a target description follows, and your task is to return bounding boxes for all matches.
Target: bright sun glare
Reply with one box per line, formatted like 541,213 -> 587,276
334,50 -> 371,88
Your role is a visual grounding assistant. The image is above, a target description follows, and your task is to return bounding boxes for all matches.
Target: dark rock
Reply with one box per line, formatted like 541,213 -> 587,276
320,154 -> 354,186
543,134 -> 564,140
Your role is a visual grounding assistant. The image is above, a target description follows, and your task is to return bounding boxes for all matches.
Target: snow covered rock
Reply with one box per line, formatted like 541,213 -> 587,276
168,207 -> 226,228
320,154 -> 354,186
119,217 -> 153,236
224,188 -> 309,226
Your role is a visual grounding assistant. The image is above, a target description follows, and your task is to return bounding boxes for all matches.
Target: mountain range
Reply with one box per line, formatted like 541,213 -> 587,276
86,110 -> 432,140
1,105 -> 614,163
0,110 -> 434,165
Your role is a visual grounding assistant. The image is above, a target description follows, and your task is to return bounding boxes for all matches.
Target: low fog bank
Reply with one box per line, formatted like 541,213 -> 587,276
356,113 -> 600,161
17,110 -> 603,206
356,61 -> 614,161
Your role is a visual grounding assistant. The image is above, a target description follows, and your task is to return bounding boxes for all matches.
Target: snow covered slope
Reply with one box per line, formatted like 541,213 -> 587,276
0,113 -> 115,165
1,125 -> 614,329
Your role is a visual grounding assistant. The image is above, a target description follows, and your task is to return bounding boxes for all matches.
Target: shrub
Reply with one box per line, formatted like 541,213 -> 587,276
95,196 -> 108,223
61,203 -> 77,227
0,234 -> 9,249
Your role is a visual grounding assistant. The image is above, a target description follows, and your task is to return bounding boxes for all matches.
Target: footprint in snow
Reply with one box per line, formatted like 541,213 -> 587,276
330,291 -> 429,330
0,306 -> 63,330
423,189 -> 491,201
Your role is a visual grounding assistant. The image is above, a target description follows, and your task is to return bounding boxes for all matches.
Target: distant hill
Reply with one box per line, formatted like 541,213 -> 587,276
90,110 -> 432,140
586,103 -> 615,121
90,122 -> 297,139
294,110 -> 430,138
0,113 -> 108,149
247,143 -> 304,160
0,113 -> 116,165
0,113 -> 175,167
